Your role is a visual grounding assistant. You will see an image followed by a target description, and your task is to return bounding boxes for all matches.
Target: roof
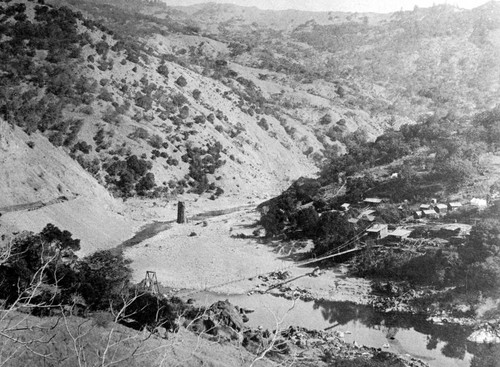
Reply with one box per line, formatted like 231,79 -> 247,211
389,228 -> 412,237
448,202 -> 462,207
435,203 -> 448,209
367,223 -> 388,233
470,198 -> 487,207
341,203 -> 351,209
348,218 -> 359,224
364,198 -> 383,204
420,204 -> 432,209
422,209 -> 438,215
441,223 -> 472,233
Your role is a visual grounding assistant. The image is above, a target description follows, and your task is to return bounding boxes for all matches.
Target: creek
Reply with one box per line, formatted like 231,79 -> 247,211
191,292 -> 499,367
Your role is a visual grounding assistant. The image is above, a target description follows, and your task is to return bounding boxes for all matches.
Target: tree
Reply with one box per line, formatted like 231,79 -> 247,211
192,89 -> 201,100
135,172 -> 156,194
175,76 -> 187,87
319,113 -> 332,125
78,250 -> 132,311
157,63 -> 169,78
0,224 -> 80,307
466,257 -> 500,294
460,219 -> 500,265
312,212 -> 355,257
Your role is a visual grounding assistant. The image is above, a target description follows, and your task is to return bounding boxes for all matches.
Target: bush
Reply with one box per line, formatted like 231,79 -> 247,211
319,113 -> 332,125
179,105 -> 189,119
149,134 -> 163,149
78,250 -> 132,310
157,64 -> 169,77
175,76 -> 187,87
258,118 -> 269,131
136,172 -> 156,194
192,89 -> 201,100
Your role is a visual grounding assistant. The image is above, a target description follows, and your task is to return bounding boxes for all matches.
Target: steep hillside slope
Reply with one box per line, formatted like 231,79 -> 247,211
0,119 -> 136,254
0,119 -> 112,208
1,0 -> 321,201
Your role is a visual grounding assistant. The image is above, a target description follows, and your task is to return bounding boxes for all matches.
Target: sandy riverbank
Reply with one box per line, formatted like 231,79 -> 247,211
122,196 -> 373,305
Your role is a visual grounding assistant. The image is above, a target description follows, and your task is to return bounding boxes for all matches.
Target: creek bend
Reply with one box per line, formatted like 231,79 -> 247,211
191,292 -> 498,367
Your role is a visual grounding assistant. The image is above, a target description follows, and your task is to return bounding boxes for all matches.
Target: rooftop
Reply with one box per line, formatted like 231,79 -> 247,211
364,198 -> 383,204
367,223 -> 388,232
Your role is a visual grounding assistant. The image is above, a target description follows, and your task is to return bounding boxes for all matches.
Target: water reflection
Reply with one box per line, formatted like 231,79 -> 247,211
312,298 -> 500,364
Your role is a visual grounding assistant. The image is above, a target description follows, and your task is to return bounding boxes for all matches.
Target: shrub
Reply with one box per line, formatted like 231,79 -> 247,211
175,76 -> 187,87
78,250 -> 132,310
78,105 -> 94,115
194,115 -> 206,124
98,88 -> 114,102
171,93 -> 188,107
128,127 -> 149,140
257,118 -> 269,131
179,105 -> 189,119
149,134 -> 163,149
319,113 -> 332,125
192,89 -> 201,100
136,172 -> 156,194
157,64 -> 169,77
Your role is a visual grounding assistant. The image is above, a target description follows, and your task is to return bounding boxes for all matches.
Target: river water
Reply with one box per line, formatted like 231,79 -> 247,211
191,292 -> 499,367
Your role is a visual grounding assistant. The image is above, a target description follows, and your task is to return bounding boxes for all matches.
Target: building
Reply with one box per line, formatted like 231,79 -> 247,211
470,198 -> 487,209
434,203 -> 448,214
422,209 -> 439,219
413,210 -> 423,219
448,202 -> 462,211
363,198 -> 383,206
420,204 -> 432,210
366,223 -> 388,239
387,228 -> 412,241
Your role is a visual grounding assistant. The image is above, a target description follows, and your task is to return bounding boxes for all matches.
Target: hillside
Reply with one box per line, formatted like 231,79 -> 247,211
0,0 -> 497,281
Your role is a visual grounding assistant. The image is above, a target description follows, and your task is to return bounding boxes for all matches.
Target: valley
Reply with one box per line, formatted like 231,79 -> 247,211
0,0 -> 500,366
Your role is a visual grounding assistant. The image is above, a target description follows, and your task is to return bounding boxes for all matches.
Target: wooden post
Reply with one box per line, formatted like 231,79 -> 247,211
177,201 -> 185,224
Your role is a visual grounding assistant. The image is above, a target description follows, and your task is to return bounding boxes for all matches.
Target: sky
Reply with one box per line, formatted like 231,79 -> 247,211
165,0 -> 494,13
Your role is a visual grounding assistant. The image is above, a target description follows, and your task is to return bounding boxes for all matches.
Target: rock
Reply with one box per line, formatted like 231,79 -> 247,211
207,300 -> 246,332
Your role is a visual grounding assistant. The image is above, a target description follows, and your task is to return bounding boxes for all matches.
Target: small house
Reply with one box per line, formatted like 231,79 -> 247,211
448,202 -> 462,211
366,223 -> 388,239
434,203 -> 448,214
440,223 -> 472,237
387,228 -> 412,241
413,210 -> 423,219
363,198 -> 383,206
422,209 -> 439,219
470,198 -> 487,209
420,204 -> 432,210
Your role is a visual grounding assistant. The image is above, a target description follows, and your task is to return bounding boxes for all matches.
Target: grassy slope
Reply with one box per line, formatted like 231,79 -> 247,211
0,310 -> 272,367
